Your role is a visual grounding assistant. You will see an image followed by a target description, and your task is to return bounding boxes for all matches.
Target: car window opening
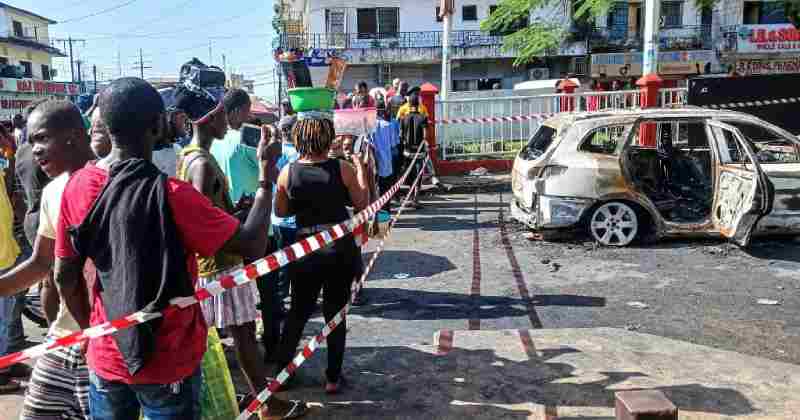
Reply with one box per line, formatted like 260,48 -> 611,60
626,119 -> 713,224
521,125 -> 556,160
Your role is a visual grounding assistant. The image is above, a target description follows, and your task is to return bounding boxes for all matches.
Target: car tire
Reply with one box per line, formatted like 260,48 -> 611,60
588,201 -> 639,247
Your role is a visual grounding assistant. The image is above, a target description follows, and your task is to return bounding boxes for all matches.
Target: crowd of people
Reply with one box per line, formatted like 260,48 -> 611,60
0,67 -> 432,420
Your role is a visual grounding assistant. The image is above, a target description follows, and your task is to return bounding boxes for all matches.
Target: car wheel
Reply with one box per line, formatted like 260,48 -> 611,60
589,201 -> 639,247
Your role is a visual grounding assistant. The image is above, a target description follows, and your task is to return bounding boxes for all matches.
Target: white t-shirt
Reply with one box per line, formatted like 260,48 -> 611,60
152,143 -> 182,177
38,173 -> 81,337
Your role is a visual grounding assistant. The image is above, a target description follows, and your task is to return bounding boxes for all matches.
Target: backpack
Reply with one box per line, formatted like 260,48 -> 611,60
179,58 -> 225,88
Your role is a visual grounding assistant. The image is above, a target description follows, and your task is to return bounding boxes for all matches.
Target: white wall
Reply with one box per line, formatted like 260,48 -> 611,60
306,0 -> 569,34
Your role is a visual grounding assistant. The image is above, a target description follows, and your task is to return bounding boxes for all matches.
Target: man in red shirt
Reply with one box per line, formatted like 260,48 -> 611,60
52,78 -> 301,419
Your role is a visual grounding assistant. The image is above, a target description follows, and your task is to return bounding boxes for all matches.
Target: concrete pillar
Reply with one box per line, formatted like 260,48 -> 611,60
636,73 -> 663,147
420,82 -> 440,171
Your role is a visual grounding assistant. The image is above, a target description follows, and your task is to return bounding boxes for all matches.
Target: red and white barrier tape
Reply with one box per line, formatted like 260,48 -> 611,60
0,143 -> 427,371
435,114 -> 551,125
239,156 -> 430,420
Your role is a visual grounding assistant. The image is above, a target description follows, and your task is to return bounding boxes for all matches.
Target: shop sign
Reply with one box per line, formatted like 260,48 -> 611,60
591,50 -> 714,77
734,24 -> 800,54
735,57 -> 800,75
0,78 -> 79,96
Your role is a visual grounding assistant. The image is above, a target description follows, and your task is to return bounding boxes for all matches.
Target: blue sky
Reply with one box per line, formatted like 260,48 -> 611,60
14,0 -> 277,101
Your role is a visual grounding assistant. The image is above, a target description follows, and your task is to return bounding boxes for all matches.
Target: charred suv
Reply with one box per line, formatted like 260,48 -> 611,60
510,108 -> 800,247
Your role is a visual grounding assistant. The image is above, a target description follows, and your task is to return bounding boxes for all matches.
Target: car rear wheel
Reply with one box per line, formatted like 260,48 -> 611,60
589,202 -> 639,247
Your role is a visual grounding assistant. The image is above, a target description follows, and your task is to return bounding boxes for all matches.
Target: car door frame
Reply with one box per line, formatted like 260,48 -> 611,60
706,120 -> 774,246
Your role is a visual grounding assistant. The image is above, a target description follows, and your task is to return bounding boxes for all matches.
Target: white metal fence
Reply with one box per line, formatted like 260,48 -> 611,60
436,89 -> 663,160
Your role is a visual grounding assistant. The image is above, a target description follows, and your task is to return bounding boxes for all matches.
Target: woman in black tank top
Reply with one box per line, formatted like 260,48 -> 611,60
273,115 -> 369,394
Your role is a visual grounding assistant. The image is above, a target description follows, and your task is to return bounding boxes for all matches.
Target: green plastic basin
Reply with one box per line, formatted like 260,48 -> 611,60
287,87 -> 336,112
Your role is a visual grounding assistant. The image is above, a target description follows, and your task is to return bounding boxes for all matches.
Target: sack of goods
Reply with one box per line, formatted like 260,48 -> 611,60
179,57 -> 226,88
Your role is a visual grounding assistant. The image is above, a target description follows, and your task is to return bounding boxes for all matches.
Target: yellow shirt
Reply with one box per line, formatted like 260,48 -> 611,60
396,103 -> 429,120
0,174 -> 20,270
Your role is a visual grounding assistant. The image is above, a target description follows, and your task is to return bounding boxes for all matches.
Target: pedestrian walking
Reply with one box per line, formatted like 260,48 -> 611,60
0,99 -> 95,418
53,77 -> 306,419
273,113 -> 369,394
0,120 -> 21,394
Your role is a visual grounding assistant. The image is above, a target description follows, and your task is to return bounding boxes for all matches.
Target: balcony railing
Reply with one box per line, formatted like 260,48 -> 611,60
279,31 -> 508,51
590,24 -> 712,52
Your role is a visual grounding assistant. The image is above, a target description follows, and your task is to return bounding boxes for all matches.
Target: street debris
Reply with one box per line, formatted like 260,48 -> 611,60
525,232 -> 544,241
756,299 -> 781,306
541,258 -> 551,265
394,273 -> 410,279
469,167 -> 489,176
550,262 -> 561,272
626,301 -> 650,309
625,323 -> 642,331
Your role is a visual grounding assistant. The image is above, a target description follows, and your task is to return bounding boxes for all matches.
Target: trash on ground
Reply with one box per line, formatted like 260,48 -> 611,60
626,301 -> 649,309
541,258 -> 551,265
757,299 -> 781,306
525,232 -> 544,241
469,167 -> 489,176
550,263 -> 561,272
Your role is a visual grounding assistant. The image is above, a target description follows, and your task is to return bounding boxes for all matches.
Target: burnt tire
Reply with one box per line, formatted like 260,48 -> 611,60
588,201 -> 639,247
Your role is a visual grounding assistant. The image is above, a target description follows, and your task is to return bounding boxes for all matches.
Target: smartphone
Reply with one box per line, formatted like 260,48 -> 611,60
241,123 -> 261,148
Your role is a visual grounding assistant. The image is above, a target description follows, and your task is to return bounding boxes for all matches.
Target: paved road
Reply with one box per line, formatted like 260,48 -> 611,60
4,186 -> 800,418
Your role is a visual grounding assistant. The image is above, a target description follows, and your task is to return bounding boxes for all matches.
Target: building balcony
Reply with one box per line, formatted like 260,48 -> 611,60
0,30 -> 65,57
278,30 -> 587,64
590,24 -> 712,53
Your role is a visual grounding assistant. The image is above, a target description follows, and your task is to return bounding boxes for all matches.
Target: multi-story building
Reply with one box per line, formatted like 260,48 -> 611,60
715,0 -> 800,76
588,0 -> 718,87
275,0 -> 589,92
275,0 -> 791,93
0,3 -> 76,120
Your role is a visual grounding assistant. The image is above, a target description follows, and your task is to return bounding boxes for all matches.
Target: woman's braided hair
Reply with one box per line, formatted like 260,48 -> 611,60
293,117 -> 335,157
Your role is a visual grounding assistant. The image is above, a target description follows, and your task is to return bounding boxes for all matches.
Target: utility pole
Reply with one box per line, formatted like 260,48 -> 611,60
642,0 -> 660,75
222,54 -> 227,74
208,41 -> 213,64
440,0 -> 453,101
117,48 -> 122,77
131,49 -> 152,79
52,37 -> 87,83
92,65 -> 97,94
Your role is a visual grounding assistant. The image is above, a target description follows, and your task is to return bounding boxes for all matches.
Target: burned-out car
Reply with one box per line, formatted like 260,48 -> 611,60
510,108 -> 800,247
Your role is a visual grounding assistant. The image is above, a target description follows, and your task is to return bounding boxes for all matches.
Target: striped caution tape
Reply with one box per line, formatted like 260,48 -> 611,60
0,142 -> 427,371
435,114 -> 554,125
704,97 -> 800,110
239,156 -> 430,420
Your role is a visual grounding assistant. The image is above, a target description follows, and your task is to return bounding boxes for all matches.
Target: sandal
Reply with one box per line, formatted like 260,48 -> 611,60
325,376 -> 347,395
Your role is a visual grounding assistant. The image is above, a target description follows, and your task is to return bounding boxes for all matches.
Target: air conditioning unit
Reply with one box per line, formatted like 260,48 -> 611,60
528,68 -> 549,80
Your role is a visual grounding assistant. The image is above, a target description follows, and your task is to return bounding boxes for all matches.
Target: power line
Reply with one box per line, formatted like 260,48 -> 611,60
80,11 -> 256,41
57,0 -> 141,25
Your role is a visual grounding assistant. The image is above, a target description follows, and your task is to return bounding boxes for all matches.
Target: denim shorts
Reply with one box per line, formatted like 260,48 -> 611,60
88,368 -> 202,420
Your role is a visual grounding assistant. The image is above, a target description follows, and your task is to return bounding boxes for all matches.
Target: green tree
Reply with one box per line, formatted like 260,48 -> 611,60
481,0 -> 800,67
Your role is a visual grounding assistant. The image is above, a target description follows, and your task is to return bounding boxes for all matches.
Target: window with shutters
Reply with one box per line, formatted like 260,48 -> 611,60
41,64 -> 50,80
357,8 -> 399,39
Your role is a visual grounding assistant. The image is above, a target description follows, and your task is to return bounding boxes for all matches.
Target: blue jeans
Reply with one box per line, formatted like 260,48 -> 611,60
88,368 -> 202,420
0,294 -> 14,373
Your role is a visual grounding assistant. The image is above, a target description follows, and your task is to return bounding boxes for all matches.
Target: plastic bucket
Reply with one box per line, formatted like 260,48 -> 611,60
288,87 -> 336,112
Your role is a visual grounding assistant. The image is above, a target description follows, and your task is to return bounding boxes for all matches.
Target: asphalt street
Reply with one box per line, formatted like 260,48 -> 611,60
4,186 -> 800,418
